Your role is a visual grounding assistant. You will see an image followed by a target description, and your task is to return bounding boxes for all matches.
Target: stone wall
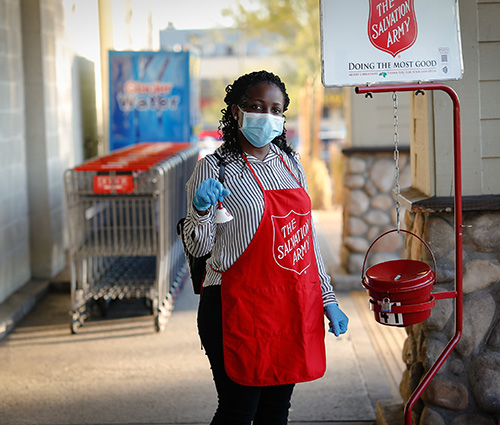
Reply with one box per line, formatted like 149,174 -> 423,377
342,149 -> 411,275
401,210 -> 500,424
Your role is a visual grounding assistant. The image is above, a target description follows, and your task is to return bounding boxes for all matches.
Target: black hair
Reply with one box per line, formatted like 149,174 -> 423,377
218,70 -> 293,160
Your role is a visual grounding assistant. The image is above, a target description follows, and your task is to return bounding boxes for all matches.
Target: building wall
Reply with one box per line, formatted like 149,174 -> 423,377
0,0 -> 86,304
478,1 -> 500,194
0,0 -> 160,306
22,0 -> 82,280
346,90 -> 411,149
0,0 -> 31,304
422,0 -> 500,198
425,0 -> 481,198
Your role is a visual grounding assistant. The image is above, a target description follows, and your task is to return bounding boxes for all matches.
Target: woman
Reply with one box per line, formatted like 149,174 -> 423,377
183,70 -> 348,425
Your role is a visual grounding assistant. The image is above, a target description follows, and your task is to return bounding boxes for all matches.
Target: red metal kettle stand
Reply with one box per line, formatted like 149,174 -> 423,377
355,83 -> 463,425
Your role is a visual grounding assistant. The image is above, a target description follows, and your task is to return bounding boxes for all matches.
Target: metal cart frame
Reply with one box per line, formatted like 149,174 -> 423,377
64,143 -> 198,333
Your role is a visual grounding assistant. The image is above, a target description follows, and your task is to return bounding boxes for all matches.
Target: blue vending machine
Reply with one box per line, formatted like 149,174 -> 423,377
109,50 -> 199,151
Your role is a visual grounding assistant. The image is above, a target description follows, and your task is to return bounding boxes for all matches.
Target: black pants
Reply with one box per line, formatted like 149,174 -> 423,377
198,286 -> 295,425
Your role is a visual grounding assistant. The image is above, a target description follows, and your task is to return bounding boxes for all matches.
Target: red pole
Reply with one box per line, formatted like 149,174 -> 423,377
355,83 -> 463,425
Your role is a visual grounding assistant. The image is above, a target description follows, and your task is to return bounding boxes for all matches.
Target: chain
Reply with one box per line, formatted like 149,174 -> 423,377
393,92 -> 401,232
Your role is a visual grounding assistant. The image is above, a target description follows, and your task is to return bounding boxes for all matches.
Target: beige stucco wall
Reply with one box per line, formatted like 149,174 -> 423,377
412,0 -> 500,198
477,1 -> 500,194
346,89 -> 411,149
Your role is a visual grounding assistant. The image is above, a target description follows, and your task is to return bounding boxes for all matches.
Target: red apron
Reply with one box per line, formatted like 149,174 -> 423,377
220,154 -> 326,386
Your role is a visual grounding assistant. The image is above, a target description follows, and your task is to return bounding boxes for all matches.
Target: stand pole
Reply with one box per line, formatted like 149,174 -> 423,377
355,83 -> 463,425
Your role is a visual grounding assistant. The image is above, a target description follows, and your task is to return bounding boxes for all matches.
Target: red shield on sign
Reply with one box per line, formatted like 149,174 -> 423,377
271,210 -> 312,275
368,0 -> 418,57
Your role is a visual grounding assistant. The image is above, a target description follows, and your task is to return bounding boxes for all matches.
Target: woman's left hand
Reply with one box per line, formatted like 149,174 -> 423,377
324,304 -> 349,337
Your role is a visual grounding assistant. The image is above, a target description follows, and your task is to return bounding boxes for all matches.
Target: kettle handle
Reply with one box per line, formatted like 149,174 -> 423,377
361,229 -> 437,282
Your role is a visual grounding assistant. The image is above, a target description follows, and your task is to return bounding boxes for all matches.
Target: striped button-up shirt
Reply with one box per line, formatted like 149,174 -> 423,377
183,143 -> 337,306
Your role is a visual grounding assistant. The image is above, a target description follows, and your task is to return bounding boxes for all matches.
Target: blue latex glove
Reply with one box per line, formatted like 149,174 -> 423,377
193,178 -> 230,211
324,303 -> 349,337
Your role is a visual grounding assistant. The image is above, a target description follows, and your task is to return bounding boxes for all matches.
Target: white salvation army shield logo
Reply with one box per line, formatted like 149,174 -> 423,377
271,210 -> 312,275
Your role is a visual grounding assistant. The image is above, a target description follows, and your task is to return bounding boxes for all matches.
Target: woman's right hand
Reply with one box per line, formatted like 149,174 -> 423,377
193,178 -> 230,212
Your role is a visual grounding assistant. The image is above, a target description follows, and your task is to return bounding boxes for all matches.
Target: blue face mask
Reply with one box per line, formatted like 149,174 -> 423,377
238,107 -> 285,148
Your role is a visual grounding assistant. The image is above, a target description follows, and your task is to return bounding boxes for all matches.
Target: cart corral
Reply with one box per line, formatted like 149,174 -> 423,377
64,143 -> 198,334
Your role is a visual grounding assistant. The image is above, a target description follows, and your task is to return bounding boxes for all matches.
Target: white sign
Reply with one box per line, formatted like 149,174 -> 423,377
320,0 -> 464,87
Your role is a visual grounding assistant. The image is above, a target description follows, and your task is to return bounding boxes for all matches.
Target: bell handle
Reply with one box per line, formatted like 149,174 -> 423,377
361,229 -> 437,282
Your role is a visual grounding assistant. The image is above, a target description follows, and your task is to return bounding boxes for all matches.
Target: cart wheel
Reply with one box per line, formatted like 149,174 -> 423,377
144,297 -> 155,315
154,307 -> 168,332
70,313 -> 80,334
154,314 -> 162,332
96,298 -> 108,317
152,297 -> 159,314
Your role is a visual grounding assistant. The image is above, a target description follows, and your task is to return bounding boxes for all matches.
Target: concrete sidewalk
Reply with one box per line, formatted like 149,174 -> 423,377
0,207 -> 406,425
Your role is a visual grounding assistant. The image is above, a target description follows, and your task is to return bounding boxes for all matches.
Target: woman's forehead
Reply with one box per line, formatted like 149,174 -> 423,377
244,83 -> 284,103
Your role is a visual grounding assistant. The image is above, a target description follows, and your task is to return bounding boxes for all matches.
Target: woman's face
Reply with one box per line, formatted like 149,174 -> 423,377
231,82 -> 285,156
234,82 -> 285,118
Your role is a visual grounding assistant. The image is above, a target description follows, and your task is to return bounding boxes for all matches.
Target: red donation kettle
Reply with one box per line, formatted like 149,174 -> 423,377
361,229 -> 437,327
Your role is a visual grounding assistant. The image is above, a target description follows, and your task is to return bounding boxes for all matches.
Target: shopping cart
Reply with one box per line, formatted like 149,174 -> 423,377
64,143 -> 198,333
